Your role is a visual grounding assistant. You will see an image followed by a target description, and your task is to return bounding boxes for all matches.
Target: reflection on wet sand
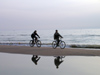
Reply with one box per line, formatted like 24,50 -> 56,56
31,55 -> 41,65
54,56 -> 65,69
31,55 -> 65,69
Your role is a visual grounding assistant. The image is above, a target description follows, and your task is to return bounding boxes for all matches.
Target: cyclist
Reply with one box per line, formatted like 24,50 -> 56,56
54,30 -> 63,46
31,30 -> 40,43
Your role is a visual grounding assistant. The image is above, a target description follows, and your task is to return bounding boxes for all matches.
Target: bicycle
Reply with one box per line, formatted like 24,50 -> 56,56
52,38 -> 66,49
29,38 -> 41,47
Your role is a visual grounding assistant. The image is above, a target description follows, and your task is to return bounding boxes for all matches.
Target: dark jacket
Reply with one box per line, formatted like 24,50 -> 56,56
54,32 -> 62,39
31,32 -> 40,38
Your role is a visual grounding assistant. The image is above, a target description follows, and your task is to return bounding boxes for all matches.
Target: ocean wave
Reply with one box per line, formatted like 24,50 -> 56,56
0,34 -> 29,36
1,43 -> 100,49
65,34 -> 100,36
0,40 -> 29,41
69,44 -> 100,49
0,35 -> 14,36
19,34 -> 30,36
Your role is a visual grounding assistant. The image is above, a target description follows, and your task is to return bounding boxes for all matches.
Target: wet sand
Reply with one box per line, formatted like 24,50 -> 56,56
0,45 -> 100,56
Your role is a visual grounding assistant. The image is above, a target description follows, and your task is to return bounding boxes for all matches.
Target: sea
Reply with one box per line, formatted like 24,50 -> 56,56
0,29 -> 100,48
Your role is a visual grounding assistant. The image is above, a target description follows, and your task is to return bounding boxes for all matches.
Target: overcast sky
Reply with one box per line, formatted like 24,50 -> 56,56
0,0 -> 100,30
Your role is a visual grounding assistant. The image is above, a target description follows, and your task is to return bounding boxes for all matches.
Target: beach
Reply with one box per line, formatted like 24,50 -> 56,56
0,45 -> 100,56
1,0 -> 100,74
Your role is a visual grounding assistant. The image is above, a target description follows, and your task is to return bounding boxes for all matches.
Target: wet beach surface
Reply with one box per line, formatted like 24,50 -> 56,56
1,45 -> 100,75
0,53 -> 100,75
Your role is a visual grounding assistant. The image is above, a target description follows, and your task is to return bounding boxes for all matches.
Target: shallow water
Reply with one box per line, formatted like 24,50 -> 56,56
0,53 -> 100,75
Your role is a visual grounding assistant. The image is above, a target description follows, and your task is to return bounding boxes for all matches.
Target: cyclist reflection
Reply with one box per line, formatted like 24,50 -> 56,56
31,55 -> 41,65
54,56 -> 65,69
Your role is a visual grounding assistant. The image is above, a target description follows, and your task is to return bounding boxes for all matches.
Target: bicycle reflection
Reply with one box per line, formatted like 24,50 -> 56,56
31,55 -> 41,65
31,55 -> 65,69
54,56 -> 65,69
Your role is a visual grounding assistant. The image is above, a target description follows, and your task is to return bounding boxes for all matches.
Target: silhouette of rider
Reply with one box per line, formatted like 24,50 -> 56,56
54,56 -> 63,69
31,55 -> 41,65
31,30 -> 40,43
54,30 -> 63,46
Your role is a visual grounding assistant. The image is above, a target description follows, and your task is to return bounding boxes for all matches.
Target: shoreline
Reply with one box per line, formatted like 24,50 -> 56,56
1,43 -> 100,49
0,45 -> 100,56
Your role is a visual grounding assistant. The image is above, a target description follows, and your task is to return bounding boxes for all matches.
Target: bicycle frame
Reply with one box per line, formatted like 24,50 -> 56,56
52,38 -> 66,49
29,38 -> 41,47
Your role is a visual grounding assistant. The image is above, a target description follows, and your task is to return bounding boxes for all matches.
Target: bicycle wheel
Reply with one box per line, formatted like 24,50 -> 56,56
29,40 -> 34,47
59,41 -> 66,49
52,41 -> 57,49
36,40 -> 41,47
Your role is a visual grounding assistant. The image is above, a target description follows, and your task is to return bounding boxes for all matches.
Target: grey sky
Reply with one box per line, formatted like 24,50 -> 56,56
0,0 -> 100,30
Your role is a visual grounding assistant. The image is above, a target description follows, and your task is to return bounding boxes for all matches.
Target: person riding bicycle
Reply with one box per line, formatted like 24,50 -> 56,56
54,30 -> 63,46
31,30 -> 40,43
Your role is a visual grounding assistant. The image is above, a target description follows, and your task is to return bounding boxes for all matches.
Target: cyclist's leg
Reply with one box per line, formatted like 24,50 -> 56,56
35,36 -> 37,43
58,39 -> 60,46
32,38 -> 35,44
56,39 -> 59,46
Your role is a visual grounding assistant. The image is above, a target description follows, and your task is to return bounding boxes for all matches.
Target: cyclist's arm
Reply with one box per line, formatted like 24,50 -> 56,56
59,33 -> 63,38
36,34 -> 40,38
